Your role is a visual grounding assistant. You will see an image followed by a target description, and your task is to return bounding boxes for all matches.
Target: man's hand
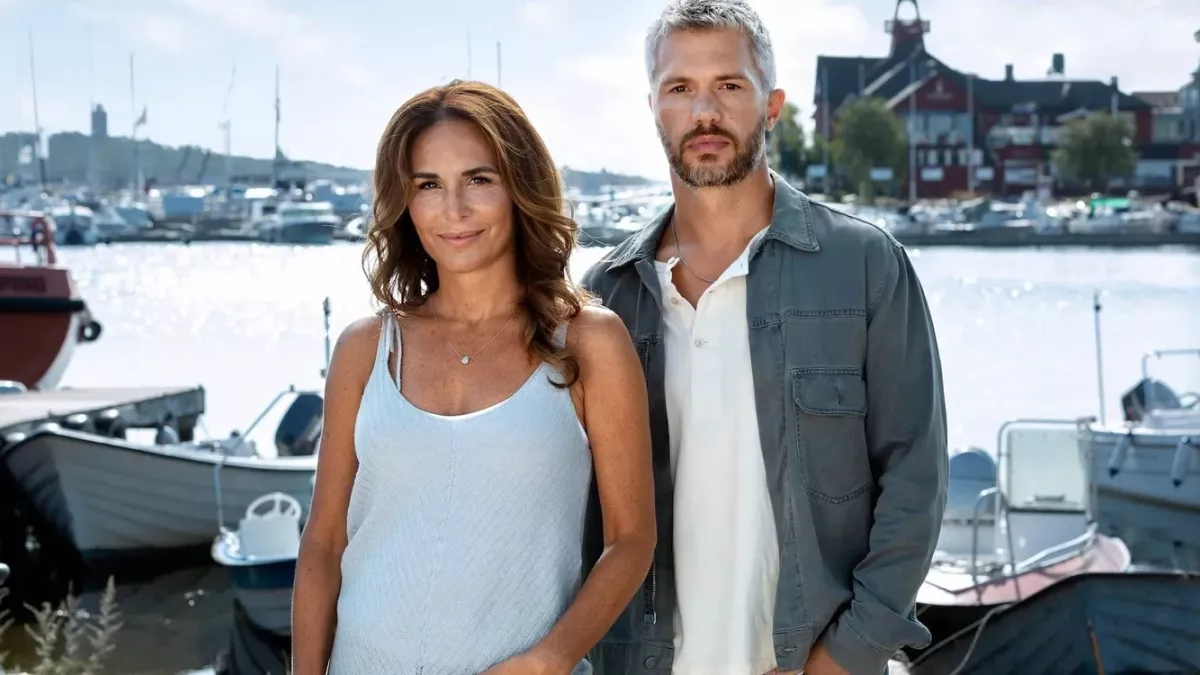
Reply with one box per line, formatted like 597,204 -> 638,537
803,642 -> 850,675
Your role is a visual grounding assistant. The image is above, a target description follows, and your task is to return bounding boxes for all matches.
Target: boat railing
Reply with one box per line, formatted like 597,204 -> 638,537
1012,522 -> 1097,574
969,487 -> 1018,598
224,385 -> 299,456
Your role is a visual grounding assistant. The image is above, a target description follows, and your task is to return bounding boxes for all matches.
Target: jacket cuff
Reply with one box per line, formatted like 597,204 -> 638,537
820,612 -> 895,675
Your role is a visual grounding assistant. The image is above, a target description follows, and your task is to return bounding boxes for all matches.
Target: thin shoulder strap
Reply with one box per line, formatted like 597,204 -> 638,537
375,313 -> 402,387
552,321 -> 569,350
376,313 -> 392,362
391,315 -> 403,386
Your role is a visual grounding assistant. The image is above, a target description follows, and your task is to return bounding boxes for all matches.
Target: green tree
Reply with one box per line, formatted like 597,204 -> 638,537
768,101 -> 806,181
1052,112 -> 1136,192
831,97 -> 907,201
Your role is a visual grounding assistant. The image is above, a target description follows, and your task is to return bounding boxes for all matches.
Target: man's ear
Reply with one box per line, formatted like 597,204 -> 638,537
765,88 -> 787,131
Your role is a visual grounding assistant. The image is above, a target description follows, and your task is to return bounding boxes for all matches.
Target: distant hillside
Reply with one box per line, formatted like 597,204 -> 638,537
0,132 -> 654,192
0,132 -> 368,188
561,166 -> 655,194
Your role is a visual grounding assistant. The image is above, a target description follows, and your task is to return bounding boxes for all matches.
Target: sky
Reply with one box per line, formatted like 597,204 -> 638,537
1,0 -> 1198,180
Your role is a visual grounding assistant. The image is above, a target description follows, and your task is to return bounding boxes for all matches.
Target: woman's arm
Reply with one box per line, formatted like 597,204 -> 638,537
291,317 -> 379,675
489,305 -> 656,674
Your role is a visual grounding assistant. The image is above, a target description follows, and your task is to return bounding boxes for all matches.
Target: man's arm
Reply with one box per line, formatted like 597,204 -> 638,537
819,243 -> 949,675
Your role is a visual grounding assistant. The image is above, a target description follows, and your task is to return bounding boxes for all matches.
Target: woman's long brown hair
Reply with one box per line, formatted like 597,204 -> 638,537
363,80 -> 590,387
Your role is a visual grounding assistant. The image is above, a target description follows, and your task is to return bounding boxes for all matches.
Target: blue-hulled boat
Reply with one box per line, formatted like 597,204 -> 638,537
211,491 -> 301,636
908,571 -> 1200,675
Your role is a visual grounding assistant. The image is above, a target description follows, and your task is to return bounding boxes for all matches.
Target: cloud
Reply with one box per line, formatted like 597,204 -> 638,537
68,1 -> 198,55
921,0 -> 1200,91
69,0 -> 373,86
165,0 -> 375,86
520,0 -> 559,30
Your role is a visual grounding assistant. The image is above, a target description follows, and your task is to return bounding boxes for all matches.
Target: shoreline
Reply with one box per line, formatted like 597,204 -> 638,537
84,227 -> 1200,249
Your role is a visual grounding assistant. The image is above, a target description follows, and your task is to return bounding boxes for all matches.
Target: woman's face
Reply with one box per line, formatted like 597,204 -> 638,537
406,118 -> 516,277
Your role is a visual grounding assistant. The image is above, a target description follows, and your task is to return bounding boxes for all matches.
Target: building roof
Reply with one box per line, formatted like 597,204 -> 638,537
1132,91 -> 1180,108
815,52 -> 1150,115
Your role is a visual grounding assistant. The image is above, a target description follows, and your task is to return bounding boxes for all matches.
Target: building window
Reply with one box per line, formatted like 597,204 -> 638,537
958,149 -> 969,166
944,150 -> 955,166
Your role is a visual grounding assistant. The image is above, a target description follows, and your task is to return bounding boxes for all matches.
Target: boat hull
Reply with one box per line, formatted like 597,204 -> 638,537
2,429 -> 316,560
909,572 -> 1200,675
1082,427 -> 1200,512
212,536 -> 296,636
232,581 -> 294,636
0,264 -> 90,390
261,221 -> 336,245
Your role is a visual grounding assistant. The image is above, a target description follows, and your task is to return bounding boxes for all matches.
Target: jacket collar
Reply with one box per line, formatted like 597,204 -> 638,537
604,169 -> 819,272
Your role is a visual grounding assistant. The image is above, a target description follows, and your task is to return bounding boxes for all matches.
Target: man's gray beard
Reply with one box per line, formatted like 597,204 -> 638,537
658,116 -> 767,189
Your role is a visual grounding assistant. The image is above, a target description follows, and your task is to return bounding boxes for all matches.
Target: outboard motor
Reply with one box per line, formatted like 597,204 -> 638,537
275,392 -> 323,457
1121,378 -> 1182,422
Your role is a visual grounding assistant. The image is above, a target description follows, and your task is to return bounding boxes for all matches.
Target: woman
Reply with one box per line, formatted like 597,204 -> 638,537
291,80 -> 656,675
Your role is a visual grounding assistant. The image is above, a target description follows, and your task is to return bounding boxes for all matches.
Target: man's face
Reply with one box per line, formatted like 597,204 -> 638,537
649,28 -> 784,189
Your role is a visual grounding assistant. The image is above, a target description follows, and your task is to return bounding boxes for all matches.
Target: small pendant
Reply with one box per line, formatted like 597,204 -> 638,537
460,355 -> 470,365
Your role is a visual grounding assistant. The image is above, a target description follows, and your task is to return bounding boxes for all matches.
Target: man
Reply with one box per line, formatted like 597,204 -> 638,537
579,1 -> 948,674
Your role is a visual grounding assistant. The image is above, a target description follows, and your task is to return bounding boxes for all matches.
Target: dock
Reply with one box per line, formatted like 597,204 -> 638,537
0,385 -> 206,442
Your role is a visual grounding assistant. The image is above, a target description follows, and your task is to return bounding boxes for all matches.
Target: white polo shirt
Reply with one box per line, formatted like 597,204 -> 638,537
655,227 -> 780,675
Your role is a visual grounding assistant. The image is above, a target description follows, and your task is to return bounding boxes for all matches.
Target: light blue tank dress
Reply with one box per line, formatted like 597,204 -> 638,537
328,315 -> 593,675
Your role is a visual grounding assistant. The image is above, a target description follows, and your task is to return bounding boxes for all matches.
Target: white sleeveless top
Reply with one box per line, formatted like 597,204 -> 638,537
328,314 -> 593,675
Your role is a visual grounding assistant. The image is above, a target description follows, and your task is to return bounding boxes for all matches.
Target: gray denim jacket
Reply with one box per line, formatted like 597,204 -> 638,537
579,173 -> 948,675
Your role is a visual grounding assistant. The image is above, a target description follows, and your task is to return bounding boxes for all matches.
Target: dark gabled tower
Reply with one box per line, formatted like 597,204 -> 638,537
885,0 -> 929,60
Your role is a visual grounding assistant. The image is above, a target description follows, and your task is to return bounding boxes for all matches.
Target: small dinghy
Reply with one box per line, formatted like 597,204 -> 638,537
1,388 -> 322,562
212,491 -> 301,636
912,419 -> 1130,658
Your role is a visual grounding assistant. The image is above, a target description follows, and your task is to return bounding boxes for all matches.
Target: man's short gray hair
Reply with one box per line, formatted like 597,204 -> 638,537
645,0 -> 777,91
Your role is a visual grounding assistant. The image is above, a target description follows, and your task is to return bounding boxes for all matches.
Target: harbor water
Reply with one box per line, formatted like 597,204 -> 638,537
6,240 -> 1200,673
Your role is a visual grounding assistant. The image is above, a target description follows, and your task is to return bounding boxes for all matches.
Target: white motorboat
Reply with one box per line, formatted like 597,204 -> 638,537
257,201 -> 340,244
212,491 -> 302,636
1078,349 -> 1200,513
1,388 -> 322,562
911,419 -> 1131,660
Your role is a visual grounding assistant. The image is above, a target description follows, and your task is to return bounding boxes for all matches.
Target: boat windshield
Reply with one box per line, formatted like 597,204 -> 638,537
998,421 -> 1087,512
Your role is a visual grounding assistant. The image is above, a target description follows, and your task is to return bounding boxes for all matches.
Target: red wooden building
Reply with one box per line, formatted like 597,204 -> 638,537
811,0 -> 1195,199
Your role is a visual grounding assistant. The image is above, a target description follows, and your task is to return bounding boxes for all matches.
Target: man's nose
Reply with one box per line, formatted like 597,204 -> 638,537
691,91 -> 721,126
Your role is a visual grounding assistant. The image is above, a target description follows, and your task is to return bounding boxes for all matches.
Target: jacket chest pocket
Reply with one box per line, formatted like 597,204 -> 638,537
791,367 -> 872,504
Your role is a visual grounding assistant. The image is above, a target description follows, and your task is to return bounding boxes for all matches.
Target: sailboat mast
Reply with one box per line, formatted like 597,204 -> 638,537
130,54 -> 140,191
88,24 -> 95,111
273,65 -> 280,187
27,32 -> 46,188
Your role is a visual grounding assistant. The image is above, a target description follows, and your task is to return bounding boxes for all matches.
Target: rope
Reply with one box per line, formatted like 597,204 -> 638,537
214,450 -> 230,534
947,602 -> 1012,675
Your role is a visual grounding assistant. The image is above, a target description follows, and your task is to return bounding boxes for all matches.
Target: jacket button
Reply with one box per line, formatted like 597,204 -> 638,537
644,656 -> 659,668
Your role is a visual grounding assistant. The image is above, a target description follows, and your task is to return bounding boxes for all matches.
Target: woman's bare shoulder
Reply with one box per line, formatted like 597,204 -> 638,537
328,314 -> 388,382
567,304 -> 635,365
